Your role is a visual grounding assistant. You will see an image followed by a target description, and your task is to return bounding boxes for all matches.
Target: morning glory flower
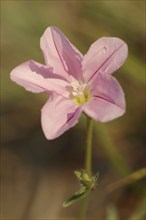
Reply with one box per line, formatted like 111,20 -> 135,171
10,26 -> 128,140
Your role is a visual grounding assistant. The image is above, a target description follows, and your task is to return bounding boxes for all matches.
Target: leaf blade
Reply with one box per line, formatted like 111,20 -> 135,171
63,188 -> 89,208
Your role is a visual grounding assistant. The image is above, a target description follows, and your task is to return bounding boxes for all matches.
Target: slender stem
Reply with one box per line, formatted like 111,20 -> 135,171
85,118 -> 94,173
78,117 -> 94,220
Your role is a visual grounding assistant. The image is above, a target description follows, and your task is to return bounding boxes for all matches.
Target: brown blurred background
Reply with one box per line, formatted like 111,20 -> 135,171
1,1 -> 145,219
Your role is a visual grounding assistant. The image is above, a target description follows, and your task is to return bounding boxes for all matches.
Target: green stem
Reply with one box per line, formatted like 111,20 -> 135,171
85,117 -> 94,173
78,117 -> 94,220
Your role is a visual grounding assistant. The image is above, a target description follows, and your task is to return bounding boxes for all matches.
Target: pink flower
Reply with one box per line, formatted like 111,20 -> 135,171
10,26 -> 128,140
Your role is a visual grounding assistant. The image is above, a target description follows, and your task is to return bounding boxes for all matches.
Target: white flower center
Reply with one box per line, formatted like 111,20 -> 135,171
70,80 -> 92,105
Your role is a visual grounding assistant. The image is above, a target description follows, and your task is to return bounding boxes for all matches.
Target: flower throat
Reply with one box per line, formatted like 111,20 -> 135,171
70,81 -> 92,105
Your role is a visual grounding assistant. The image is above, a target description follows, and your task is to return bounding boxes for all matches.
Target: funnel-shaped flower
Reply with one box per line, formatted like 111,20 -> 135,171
10,26 -> 128,139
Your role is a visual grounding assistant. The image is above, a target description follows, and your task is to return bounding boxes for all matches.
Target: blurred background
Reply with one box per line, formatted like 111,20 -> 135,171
1,1 -> 145,219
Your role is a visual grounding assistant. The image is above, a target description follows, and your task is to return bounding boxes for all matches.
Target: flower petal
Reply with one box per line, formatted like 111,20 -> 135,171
83,74 -> 125,122
40,26 -> 83,80
82,37 -> 128,82
41,94 -> 82,140
10,60 -> 70,97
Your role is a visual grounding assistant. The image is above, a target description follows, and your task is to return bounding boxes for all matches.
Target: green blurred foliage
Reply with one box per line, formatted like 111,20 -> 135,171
1,1 -> 145,219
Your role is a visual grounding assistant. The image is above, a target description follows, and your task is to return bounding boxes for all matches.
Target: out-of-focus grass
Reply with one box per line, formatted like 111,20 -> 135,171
1,1 -> 145,219
107,167 -> 146,193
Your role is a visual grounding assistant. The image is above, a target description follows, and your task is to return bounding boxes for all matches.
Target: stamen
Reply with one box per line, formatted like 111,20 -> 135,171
70,81 -> 92,105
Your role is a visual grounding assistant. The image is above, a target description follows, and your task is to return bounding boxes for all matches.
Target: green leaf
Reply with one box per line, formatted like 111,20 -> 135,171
63,188 -> 89,208
63,169 -> 99,208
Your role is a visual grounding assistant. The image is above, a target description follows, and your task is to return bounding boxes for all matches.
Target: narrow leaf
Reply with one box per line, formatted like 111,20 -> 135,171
63,188 -> 89,208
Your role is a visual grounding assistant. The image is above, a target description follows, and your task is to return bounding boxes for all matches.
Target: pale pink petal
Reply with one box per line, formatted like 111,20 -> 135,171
10,60 -> 70,97
82,37 -> 128,82
83,74 -> 125,122
41,94 -> 82,140
40,26 -> 83,80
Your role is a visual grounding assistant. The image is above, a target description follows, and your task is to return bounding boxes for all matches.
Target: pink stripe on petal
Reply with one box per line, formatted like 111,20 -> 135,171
83,73 -> 126,122
40,26 -> 83,80
84,97 -> 125,122
91,73 -> 125,110
41,94 -> 82,140
82,37 -> 128,82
